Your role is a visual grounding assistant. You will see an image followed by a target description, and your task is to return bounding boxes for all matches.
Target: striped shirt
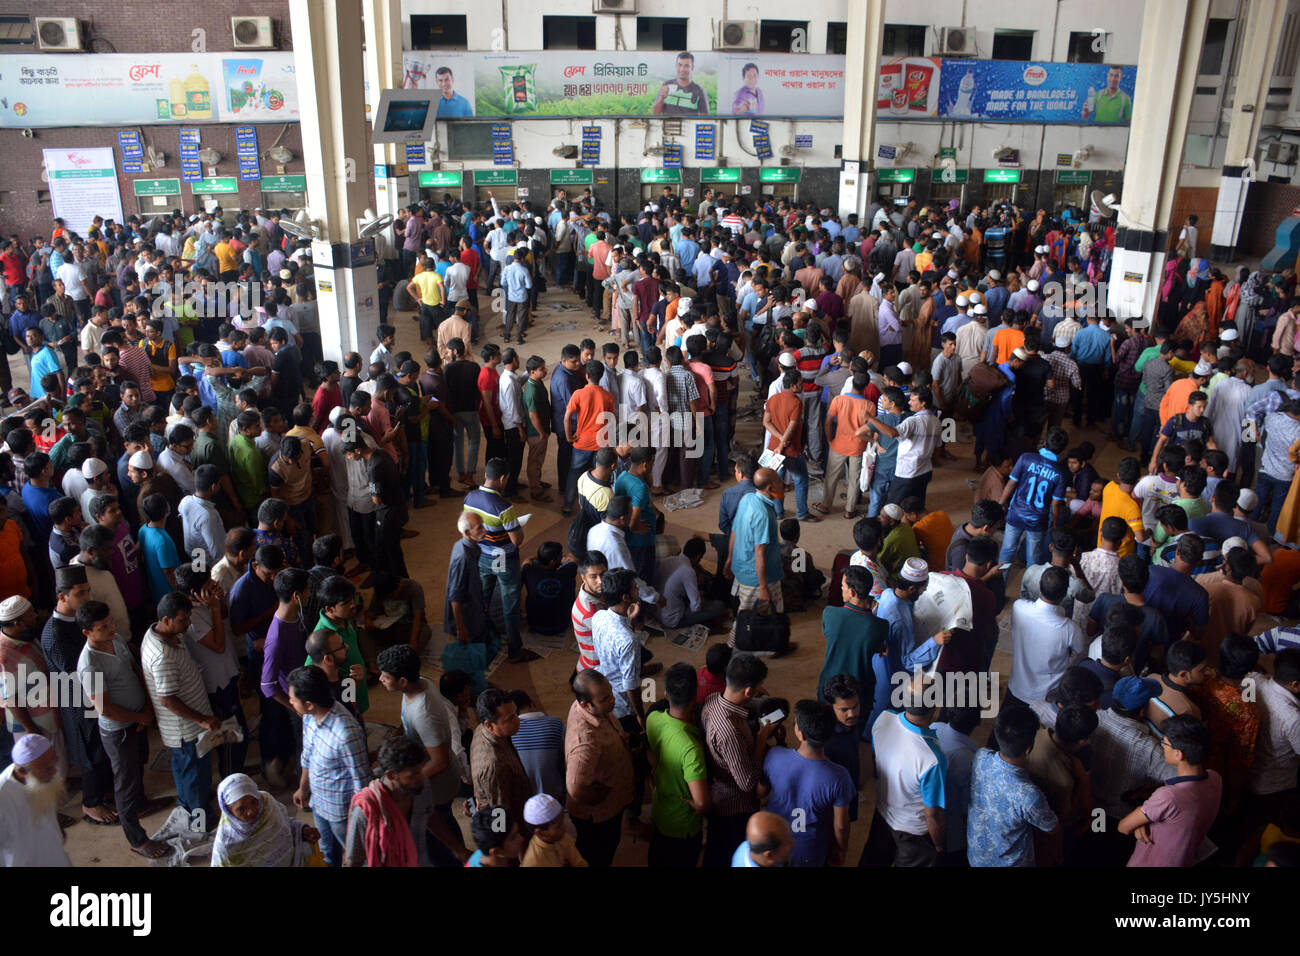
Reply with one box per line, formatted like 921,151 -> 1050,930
141,628 -> 212,748
666,365 -> 699,415
115,345 -> 157,403
700,691 -> 761,817
572,588 -> 600,670
301,701 -> 372,823
511,711 -> 566,802
463,486 -> 520,560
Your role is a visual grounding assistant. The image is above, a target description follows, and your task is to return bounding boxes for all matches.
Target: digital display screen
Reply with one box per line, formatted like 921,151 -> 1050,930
383,101 -> 432,132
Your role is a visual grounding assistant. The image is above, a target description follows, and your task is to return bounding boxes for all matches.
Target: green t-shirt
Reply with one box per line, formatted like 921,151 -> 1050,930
228,433 -> 268,510
522,377 -> 551,438
879,523 -> 921,576
307,614 -> 370,714
1092,89 -> 1132,124
646,710 -> 707,838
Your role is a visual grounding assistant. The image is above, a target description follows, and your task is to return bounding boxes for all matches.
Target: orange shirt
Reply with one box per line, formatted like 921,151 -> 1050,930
1158,377 -> 1198,426
992,327 -> 1025,365
1261,547 -> 1300,615
566,384 -> 615,451
827,393 -> 871,457
1099,480 -> 1142,557
913,511 -> 955,566
765,390 -> 803,457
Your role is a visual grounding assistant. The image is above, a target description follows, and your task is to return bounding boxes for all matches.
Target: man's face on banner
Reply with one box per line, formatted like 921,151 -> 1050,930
437,70 -> 455,98
675,54 -> 694,86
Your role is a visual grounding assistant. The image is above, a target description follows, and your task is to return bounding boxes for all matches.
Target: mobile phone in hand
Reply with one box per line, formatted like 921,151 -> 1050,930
760,709 -> 785,727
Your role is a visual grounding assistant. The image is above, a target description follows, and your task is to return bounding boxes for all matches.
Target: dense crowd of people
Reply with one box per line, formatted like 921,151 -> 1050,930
1,184 -> 1299,869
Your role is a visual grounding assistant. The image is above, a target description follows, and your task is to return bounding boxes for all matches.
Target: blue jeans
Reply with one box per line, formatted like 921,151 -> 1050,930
314,812 -> 349,867
479,551 -> 523,656
999,521 -> 1047,567
454,410 -> 481,477
566,447 -> 596,507
638,322 -> 655,357
868,470 -> 893,517
555,252 -> 574,286
779,455 -> 811,519
1112,389 -> 1136,440
170,738 -> 213,831
710,404 -> 731,483
698,414 -> 716,486
408,438 -> 428,507
1255,471 -> 1289,538
1130,403 -> 1159,464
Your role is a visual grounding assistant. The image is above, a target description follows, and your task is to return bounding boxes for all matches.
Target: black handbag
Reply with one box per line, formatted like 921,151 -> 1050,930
733,607 -> 791,655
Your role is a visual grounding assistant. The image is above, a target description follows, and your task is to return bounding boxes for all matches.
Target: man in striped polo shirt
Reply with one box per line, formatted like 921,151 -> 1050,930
464,458 -> 539,664
572,551 -> 607,674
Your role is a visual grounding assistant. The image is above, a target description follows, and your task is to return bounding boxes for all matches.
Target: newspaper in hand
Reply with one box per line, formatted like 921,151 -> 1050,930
196,716 -> 245,758
757,448 -> 785,472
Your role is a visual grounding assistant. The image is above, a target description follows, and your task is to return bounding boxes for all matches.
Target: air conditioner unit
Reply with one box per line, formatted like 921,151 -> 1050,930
1265,141 -> 1298,165
35,17 -> 82,52
594,0 -> 639,13
231,16 -> 275,50
716,20 -> 759,51
940,26 -> 977,57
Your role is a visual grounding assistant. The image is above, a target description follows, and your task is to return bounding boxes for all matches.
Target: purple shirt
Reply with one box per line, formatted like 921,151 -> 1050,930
1127,771 -> 1222,867
402,216 -> 426,253
109,520 -> 146,610
260,612 -> 308,698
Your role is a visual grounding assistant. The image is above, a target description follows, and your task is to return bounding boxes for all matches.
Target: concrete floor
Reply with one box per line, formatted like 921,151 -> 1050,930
52,283 -> 1154,867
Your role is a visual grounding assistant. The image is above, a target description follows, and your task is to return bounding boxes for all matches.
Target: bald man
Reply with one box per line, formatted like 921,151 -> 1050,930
731,810 -> 795,867
723,468 -> 796,654
0,735 -> 72,866
446,511 -> 488,644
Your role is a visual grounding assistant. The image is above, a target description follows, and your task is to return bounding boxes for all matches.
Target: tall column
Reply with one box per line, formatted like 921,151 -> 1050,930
837,0 -> 885,220
364,0 -> 409,225
289,0 -> 378,361
1107,0 -> 1210,323
1210,0 -> 1288,259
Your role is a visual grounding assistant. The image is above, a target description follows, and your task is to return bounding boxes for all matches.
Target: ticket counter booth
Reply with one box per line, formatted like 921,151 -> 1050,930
417,169 -> 465,204
700,167 -> 742,203
875,167 -> 915,204
189,177 -> 240,222
471,168 -> 520,205
927,168 -> 967,211
1052,169 -> 1091,214
259,175 -> 308,215
550,168 -> 594,207
759,166 -> 800,203
980,168 -> 1021,205
133,178 -> 183,219
641,168 -> 681,204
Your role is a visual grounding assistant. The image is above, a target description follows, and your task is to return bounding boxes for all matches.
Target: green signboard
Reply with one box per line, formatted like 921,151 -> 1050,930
550,169 -> 594,185
1055,169 -> 1092,184
132,179 -> 181,197
983,168 -> 1022,184
189,177 -> 239,194
417,170 -> 463,187
473,169 -> 518,186
758,167 -> 801,183
877,168 -> 916,183
260,175 -> 307,192
640,168 -> 681,184
699,168 -> 741,183
932,168 -> 970,184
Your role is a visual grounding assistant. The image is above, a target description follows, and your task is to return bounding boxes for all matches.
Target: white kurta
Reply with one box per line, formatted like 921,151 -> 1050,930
0,764 -> 72,867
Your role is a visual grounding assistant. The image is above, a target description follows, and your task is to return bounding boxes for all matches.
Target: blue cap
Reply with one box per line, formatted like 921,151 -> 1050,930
1111,676 -> 1161,712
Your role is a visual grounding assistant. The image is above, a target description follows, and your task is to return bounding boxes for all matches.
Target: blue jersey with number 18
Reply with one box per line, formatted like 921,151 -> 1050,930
1005,449 -> 1068,530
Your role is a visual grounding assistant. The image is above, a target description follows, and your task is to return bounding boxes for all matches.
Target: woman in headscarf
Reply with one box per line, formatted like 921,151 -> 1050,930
211,773 -> 318,867
1224,266 -> 1246,325
1173,300 -> 1210,351
1205,268 -> 1226,336
1237,270 -> 1265,347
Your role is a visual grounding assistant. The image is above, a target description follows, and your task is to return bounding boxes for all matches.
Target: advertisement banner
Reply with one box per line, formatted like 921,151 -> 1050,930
43,148 -> 123,235
400,52 -> 846,118
0,53 -> 299,128
938,60 -> 1136,124
876,57 -> 942,118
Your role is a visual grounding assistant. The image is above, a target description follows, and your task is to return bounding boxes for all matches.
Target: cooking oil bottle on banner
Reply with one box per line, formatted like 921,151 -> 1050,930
184,66 -> 212,119
169,78 -> 189,118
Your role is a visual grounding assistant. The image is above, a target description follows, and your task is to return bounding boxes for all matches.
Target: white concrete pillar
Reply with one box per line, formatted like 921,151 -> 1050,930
1210,0 -> 1288,258
837,0 -> 886,220
289,0 -> 379,361
364,0 -> 409,227
1107,0 -> 1210,323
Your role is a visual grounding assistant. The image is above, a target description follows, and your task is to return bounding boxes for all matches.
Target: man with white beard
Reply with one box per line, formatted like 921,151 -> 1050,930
0,733 -> 72,866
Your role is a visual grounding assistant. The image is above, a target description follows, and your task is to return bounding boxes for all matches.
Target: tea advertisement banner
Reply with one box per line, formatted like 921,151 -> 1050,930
0,53 -> 300,127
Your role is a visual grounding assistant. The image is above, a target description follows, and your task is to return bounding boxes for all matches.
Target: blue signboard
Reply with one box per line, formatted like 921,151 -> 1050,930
937,61 -> 1137,124
695,123 -> 715,161
663,144 -> 682,169
405,141 -> 425,165
117,131 -> 143,174
178,127 -> 202,182
794,134 -> 813,149
753,134 -> 772,160
581,125 -> 601,165
235,126 -> 260,181
749,119 -> 769,136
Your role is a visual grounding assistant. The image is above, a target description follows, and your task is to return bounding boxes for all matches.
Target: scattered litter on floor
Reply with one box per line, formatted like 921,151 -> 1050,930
664,488 -> 706,511
668,624 -> 710,651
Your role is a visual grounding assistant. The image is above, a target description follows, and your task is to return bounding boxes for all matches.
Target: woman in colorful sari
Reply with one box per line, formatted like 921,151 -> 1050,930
1173,300 -> 1210,351
1205,268 -> 1226,336
1224,266 -> 1246,325
211,773 -> 319,867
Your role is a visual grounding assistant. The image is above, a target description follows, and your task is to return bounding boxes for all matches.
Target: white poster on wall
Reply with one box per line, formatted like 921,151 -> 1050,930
43,148 -> 123,236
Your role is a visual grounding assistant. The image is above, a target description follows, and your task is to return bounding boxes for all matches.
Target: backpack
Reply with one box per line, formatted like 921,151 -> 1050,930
566,474 -> 611,557
952,362 -> 1009,422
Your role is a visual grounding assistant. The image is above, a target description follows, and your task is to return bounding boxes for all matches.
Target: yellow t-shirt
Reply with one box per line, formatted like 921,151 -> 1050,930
215,241 -> 238,275
411,271 -> 445,306
1099,480 -> 1142,557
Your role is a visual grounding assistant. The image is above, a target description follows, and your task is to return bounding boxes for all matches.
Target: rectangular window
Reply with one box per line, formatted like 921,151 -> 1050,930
447,124 -> 494,161
992,29 -> 1034,61
636,17 -> 688,51
1066,31 -> 1106,63
410,15 -> 468,49
542,16 -> 596,51
882,24 -> 926,57
0,16 -> 34,46
758,20 -> 808,53
826,22 -> 847,55
1198,18 -> 1230,75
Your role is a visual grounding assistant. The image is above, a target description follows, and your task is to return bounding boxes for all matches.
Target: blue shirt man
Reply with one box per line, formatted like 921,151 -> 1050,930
984,283 -> 1010,323
29,344 -> 62,398
501,258 -> 532,304
1070,320 -> 1112,366
730,489 -> 782,589
435,92 -> 474,118
966,747 -> 1058,867
1003,447 -> 1068,532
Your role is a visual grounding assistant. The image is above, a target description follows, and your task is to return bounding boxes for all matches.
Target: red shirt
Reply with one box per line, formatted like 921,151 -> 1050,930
312,382 -> 342,433
696,666 -> 725,705
460,248 -> 480,290
765,389 -> 802,456
477,365 -> 501,431
565,384 -> 615,451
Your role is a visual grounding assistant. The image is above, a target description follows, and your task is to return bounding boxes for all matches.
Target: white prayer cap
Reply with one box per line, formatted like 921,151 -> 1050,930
81,458 -> 107,479
129,450 -> 154,470
677,297 -> 692,312
1237,488 -> 1258,511
1220,328 -> 1239,341
988,269 -> 1002,281
778,351 -> 798,368
896,362 -> 913,376
1193,360 -> 1213,376
1054,330 -> 1071,348
1221,536 -> 1248,556
1027,279 -> 1039,292
973,304 -> 988,315
524,793 -> 563,826
11,733 -> 51,766
881,503 -> 904,521
0,595 -> 32,622
329,406 -> 347,428
901,558 -> 929,583
956,295 -> 969,307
